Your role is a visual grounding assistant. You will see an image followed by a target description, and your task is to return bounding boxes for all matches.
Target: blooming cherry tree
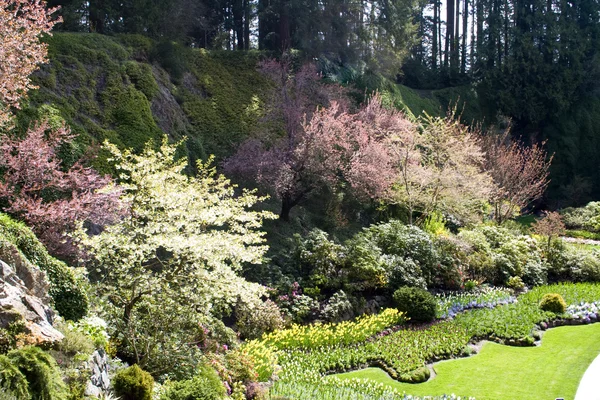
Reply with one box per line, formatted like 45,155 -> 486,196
0,0 -> 59,127
0,121 -> 122,258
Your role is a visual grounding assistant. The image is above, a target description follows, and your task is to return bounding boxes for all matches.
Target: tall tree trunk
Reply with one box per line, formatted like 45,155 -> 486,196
438,5 -> 443,66
453,0 -> 460,71
433,0 -> 439,69
470,0 -> 476,73
244,0 -> 251,49
503,0 -> 510,60
233,0 -> 244,49
446,0 -> 455,68
476,0 -> 484,66
280,193 -> 303,221
279,0 -> 291,51
89,0 -> 105,33
462,0 -> 469,73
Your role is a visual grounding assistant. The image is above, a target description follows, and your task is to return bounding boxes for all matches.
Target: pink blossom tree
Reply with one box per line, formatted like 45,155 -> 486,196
388,110 -> 495,225
225,90 -> 405,221
0,0 -> 59,127
0,121 -> 122,259
483,130 -> 553,223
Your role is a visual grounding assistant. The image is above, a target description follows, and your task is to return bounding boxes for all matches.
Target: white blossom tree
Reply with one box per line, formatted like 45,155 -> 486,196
76,137 -> 276,376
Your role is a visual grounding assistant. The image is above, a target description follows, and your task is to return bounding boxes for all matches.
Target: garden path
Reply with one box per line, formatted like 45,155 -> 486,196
575,351 -> 600,400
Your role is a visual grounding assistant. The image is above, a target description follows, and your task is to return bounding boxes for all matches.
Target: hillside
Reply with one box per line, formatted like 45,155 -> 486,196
18,33 -> 483,169
17,34 -> 269,169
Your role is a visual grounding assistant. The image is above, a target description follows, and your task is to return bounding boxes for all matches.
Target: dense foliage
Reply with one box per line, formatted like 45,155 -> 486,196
540,293 -> 567,314
393,287 -> 437,322
0,121 -> 122,260
75,138 -> 276,377
0,213 -> 88,321
6,346 -> 67,400
160,365 -> 226,400
112,365 -> 154,400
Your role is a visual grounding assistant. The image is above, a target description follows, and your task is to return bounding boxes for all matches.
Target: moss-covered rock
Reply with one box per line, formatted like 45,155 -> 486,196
17,33 -> 269,166
0,214 -> 88,321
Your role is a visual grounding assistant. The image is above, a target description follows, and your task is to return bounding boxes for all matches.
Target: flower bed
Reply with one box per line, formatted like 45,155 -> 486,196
254,283 -> 600,400
436,287 -> 516,319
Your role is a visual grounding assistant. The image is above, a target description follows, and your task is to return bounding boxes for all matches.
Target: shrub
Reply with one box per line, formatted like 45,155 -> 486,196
545,240 -> 570,282
276,292 -> 318,324
0,355 -> 29,400
369,221 -> 439,287
507,276 -> 525,291
393,287 -> 437,323
433,236 -> 467,290
160,365 -> 226,400
112,365 -> 154,400
320,290 -> 354,322
422,211 -> 448,236
561,247 -> 600,283
576,251 -> 600,282
235,300 -> 284,340
208,351 -> 258,389
384,256 -> 426,290
0,390 -> 17,400
343,233 -> 387,291
539,293 -> 567,314
7,346 -> 67,400
55,321 -> 96,357
399,366 -> 430,383
464,280 -> 478,291
561,202 -> 600,232
293,229 -> 345,291
0,214 -> 89,321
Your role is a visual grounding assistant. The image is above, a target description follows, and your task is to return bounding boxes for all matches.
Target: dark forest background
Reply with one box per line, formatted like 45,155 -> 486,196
40,0 -> 600,207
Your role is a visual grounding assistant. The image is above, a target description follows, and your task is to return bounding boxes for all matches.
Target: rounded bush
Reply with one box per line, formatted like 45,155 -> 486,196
7,346 -> 66,399
0,355 -> 29,400
160,365 -> 225,400
235,299 -> 284,340
539,293 -> 567,314
392,286 -> 437,323
113,365 -> 154,400
399,366 -> 430,383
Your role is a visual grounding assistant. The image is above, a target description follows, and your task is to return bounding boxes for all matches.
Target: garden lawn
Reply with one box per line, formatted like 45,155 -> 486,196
334,323 -> 600,400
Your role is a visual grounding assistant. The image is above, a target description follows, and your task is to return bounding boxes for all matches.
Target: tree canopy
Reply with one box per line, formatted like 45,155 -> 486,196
75,138 -> 276,375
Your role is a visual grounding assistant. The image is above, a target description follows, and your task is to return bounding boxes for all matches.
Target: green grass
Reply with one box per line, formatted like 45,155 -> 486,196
565,229 -> 600,241
514,214 -> 537,227
334,323 -> 600,400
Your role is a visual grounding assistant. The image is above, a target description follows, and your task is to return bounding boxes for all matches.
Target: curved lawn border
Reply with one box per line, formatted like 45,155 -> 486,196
333,323 -> 600,400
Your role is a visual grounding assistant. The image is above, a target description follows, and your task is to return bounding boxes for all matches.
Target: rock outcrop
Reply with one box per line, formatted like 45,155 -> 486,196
0,242 -> 63,344
84,349 -> 111,397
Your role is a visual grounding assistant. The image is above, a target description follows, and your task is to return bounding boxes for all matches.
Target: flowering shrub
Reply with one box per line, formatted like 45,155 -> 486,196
235,300 -> 284,340
259,308 -> 405,350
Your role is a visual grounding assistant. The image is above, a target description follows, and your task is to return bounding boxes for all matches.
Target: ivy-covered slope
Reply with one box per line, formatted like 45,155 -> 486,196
17,33 -> 478,168
17,33 -> 270,167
